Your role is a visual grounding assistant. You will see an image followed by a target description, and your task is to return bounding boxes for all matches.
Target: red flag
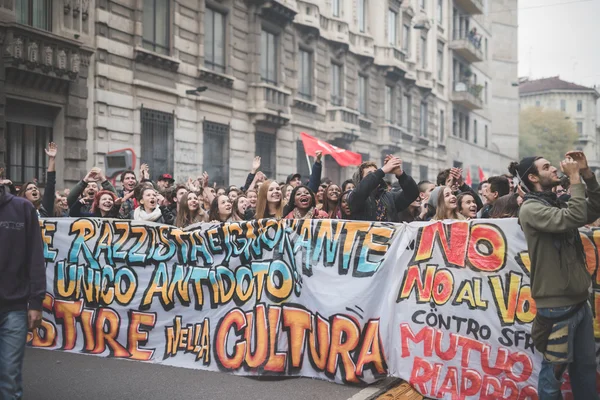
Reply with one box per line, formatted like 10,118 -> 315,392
300,132 -> 362,167
478,166 -> 486,182
465,169 -> 472,186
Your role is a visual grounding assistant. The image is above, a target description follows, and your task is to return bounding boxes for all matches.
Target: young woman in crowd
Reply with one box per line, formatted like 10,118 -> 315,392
175,192 -> 208,228
281,184 -> 293,205
283,186 -> 328,220
228,188 -> 242,203
315,183 -> 327,209
433,186 -> 466,220
398,197 -> 427,223
18,142 -> 58,217
209,195 -> 233,223
457,192 -> 478,219
133,187 -> 170,223
341,179 -> 355,193
54,194 -> 69,217
255,180 -> 284,219
70,190 -> 131,218
489,193 -> 520,218
216,187 -> 227,197
321,184 -> 342,219
229,195 -> 249,222
340,190 -> 352,220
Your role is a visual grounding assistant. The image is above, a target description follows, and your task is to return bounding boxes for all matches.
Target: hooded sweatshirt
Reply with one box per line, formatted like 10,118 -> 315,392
348,167 -> 418,222
519,175 -> 600,308
0,185 -> 46,312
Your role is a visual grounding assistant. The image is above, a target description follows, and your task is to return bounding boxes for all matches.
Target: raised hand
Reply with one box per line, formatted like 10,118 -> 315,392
202,172 -> 209,187
560,157 -> 580,180
140,163 -> 150,180
315,150 -> 323,163
451,168 -> 464,186
84,168 -> 99,183
45,142 -> 58,158
565,151 -> 589,172
252,157 -> 261,173
382,157 -> 402,175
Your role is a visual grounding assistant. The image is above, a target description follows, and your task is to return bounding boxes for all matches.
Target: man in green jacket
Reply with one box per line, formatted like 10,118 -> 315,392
510,152 -> 600,400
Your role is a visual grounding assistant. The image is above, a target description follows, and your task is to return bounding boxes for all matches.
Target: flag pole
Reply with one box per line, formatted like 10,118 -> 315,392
305,154 -> 312,175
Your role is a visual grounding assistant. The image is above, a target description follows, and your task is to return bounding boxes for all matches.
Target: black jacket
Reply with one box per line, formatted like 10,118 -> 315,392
0,185 -> 46,312
348,169 -> 419,222
39,170 -> 56,218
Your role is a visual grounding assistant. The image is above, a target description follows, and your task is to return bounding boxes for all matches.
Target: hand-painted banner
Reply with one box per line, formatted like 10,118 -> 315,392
32,218 -> 600,399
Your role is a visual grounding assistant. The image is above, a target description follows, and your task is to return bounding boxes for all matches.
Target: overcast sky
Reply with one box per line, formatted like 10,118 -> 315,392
518,0 -> 600,88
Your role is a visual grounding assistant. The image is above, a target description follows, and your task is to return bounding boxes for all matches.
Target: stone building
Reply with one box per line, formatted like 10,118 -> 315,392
0,0 -> 519,189
519,76 -> 600,170
0,0 -> 93,187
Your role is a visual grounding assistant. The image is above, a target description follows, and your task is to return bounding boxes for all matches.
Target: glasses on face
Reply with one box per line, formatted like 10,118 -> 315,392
557,189 -> 567,195
25,186 -> 38,192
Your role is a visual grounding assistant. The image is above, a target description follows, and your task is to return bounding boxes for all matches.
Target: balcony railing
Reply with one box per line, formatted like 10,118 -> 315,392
294,0 -> 320,31
451,81 -> 483,110
374,46 -> 408,78
248,83 -> 291,126
319,15 -> 349,44
454,0 -> 483,14
449,31 -> 484,63
349,32 -> 375,58
380,124 -> 413,145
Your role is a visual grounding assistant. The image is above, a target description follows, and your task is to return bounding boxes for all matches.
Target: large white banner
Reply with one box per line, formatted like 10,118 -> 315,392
32,218 -> 600,399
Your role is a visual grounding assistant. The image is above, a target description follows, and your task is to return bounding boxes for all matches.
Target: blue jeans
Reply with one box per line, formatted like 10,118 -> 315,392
537,302 -> 599,400
0,310 -> 27,400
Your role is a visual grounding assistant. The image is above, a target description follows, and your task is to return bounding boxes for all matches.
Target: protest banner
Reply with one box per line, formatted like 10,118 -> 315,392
32,218 -> 600,399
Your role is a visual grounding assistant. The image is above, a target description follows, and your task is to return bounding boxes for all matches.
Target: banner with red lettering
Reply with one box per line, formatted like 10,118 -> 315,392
33,218 -> 600,398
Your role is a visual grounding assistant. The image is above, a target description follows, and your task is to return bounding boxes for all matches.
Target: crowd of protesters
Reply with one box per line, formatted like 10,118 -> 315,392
0,143 -> 585,230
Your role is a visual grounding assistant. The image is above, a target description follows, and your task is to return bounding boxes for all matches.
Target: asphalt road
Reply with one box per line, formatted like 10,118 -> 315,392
22,348 -> 375,400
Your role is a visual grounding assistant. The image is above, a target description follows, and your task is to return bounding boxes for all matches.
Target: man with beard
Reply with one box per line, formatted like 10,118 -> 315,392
479,175 -> 510,218
67,167 -> 116,215
511,152 -> 600,400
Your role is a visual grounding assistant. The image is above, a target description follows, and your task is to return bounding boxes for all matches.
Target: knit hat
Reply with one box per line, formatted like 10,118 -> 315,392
427,186 -> 444,210
509,156 -> 542,190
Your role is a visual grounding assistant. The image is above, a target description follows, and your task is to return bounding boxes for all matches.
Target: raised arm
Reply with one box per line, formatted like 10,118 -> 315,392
243,157 -> 261,190
392,172 -> 419,212
41,142 -> 57,215
307,151 -> 323,193
566,151 -> 600,223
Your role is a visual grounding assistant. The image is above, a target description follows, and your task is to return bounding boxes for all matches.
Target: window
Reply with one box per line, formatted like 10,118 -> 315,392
420,35 -> 427,68
143,0 -> 170,55
484,38 -> 488,59
577,122 -> 583,135
403,161 -> 412,176
358,75 -> 367,115
261,29 -> 278,84
388,10 -> 398,46
419,102 -> 428,137
437,0 -> 443,23
485,82 -> 488,104
452,109 -> 457,137
420,0 -> 426,10
577,100 -> 583,112
420,165 -> 428,182
141,108 -> 174,176
204,8 -> 226,73
464,115 -> 469,141
296,141 -> 311,179
437,42 -> 444,80
474,120 -> 478,144
16,0 -> 51,31
385,85 -> 394,123
402,24 -> 410,55
439,110 -> 444,141
203,121 -> 229,186
535,100 -> 540,107
6,123 -> 52,185
331,63 -> 343,106
358,0 -> 366,32
255,132 -> 276,179
484,125 -> 488,147
560,99 -> 566,112
332,0 -> 340,17
298,49 -> 312,100
402,94 -> 411,130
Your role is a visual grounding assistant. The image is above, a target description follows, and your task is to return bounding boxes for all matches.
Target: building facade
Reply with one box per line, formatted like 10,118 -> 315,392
0,0 -> 519,190
519,76 -> 600,169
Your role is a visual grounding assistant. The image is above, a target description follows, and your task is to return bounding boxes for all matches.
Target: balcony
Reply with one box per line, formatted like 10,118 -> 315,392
294,0 -> 320,32
416,69 -> 433,90
319,15 -> 349,45
454,0 -> 483,14
248,83 -> 292,126
374,46 -> 408,79
404,59 -> 417,82
451,81 -> 483,110
2,23 -> 92,93
325,106 -> 361,141
449,33 -> 484,63
349,32 -> 375,59
252,0 -> 298,25
380,124 -> 413,145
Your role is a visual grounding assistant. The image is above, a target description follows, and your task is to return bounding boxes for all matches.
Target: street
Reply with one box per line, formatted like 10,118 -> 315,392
22,348 -> 386,400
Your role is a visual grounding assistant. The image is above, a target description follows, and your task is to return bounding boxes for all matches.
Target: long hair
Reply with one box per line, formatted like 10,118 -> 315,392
489,193 -> 520,218
255,180 -> 283,219
18,181 -> 42,208
283,185 -> 317,216
175,192 -> 207,228
321,184 -> 341,218
209,195 -> 231,222
230,195 -> 248,221
340,190 -> 352,219
434,187 -> 465,220
91,190 -> 117,214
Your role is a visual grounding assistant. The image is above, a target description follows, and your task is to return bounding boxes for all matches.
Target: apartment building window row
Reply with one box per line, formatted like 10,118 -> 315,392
331,63 -> 343,106
204,8 -> 226,73
143,0 -> 170,55
388,9 -> 398,46
419,102 -> 428,137
402,94 -> 411,131
452,109 -> 470,141
16,0 -> 52,31
358,75 -> 368,115
298,49 -> 313,100
261,29 -> 278,84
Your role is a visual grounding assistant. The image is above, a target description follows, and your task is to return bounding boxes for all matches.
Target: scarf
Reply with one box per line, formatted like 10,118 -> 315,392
294,207 -> 315,220
134,206 -> 163,222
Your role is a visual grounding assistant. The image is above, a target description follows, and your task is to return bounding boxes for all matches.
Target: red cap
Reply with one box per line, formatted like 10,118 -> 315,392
158,173 -> 174,182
